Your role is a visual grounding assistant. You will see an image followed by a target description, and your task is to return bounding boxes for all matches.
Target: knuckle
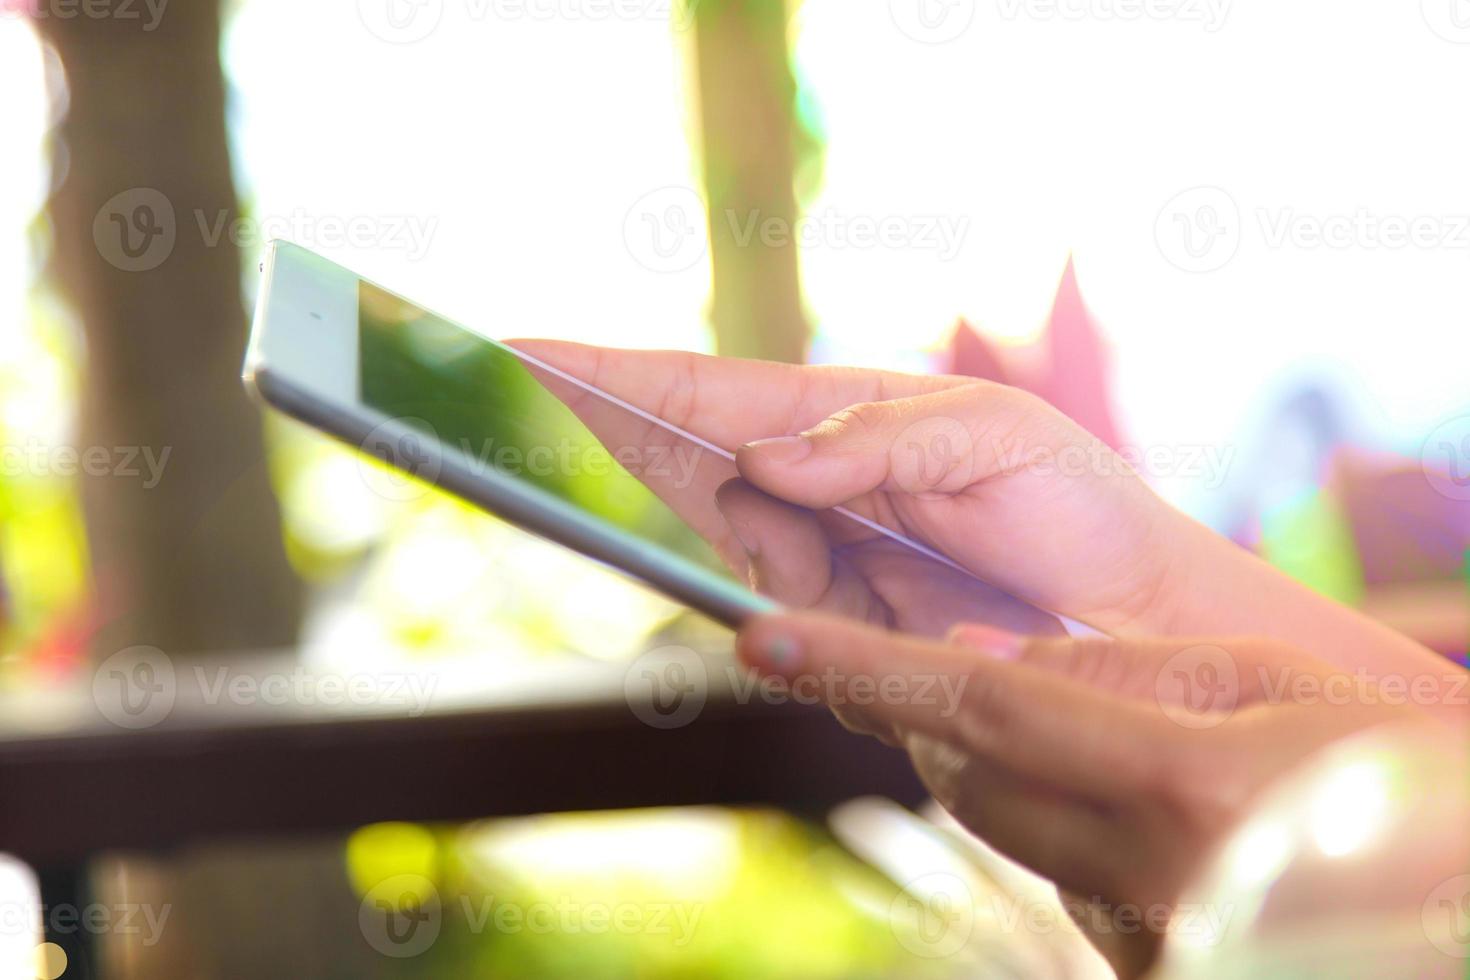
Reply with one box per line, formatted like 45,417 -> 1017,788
818,402 -> 891,444
954,670 -> 1013,754
652,356 -> 700,431
1061,637 -> 1116,685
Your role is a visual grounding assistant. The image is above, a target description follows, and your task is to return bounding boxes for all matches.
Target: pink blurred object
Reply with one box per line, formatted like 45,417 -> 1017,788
945,256 -> 1124,449
1332,450 -> 1470,586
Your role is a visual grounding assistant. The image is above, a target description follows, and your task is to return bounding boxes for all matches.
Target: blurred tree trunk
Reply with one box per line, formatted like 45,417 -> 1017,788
692,0 -> 812,363
37,3 -> 301,656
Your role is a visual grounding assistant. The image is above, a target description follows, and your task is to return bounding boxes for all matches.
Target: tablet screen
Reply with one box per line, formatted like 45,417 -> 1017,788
357,280 -> 735,580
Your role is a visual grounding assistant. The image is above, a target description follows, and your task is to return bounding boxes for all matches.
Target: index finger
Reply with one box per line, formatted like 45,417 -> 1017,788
507,339 -> 969,451
738,611 -> 1180,805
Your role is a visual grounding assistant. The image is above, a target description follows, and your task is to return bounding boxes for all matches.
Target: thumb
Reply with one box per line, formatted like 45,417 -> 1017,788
735,383 -> 1078,509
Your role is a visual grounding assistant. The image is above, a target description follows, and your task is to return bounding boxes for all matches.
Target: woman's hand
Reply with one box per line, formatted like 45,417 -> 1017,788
512,340 -> 1167,637
513,340 -> 1454,691
734,610 -> 1454,977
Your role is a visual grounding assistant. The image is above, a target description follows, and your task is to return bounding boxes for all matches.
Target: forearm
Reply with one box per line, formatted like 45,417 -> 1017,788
1162,511 -> 1466,713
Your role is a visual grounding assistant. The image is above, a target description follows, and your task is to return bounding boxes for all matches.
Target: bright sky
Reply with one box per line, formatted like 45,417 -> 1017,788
2,2 -> 1468,495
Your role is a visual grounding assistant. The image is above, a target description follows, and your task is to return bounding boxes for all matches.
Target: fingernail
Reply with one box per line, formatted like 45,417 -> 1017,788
755,633 -> 803,674
742,435 -> 812,464
728,517 -> 760,557
948,624 -> 1024,660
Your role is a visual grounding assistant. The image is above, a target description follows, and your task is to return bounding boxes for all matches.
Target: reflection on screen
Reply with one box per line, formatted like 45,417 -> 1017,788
357,281 -> 733,579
